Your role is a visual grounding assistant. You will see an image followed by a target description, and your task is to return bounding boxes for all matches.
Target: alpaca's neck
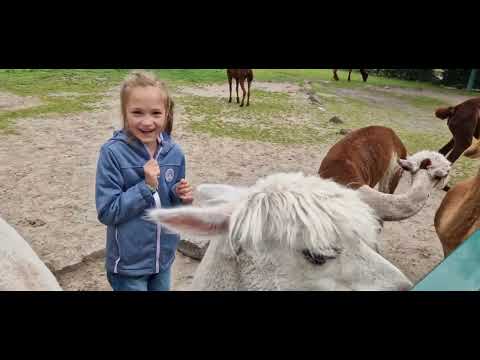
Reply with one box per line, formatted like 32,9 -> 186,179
408,170 -> 434,202
190,237 -> 241,290
383,171 -> 433,220
358,170 -> 434,221
190,238 -> 279,290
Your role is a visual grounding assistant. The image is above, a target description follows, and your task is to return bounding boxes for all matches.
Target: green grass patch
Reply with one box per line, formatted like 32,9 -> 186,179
0,94 -> 101,129
153,69 -> 227,85
189,117 -> 339,145
1,69 -> 478,184
385,93 -> 450,109
181,91 -> 337,145
181,90 -> 298,121
0,69 -> 128,130
0,69 -> 127,96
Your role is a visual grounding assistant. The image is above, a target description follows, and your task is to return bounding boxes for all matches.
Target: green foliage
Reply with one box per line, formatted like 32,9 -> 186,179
442,69 -> 474,88
374,69 -> 436,82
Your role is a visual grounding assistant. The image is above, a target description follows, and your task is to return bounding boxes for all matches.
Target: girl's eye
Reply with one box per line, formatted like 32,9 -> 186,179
152,112 -> 162,116
132,111 -> 143,115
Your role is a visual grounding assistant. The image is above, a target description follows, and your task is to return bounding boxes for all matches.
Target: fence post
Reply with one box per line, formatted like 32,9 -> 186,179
467,69 -> 477,90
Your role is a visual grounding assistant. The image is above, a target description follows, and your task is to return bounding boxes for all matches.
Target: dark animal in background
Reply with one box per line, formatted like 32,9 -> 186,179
319,126 -> 407,194
435,97 -> 480,165
332,69 -> 369,82
227,69 -> 253,107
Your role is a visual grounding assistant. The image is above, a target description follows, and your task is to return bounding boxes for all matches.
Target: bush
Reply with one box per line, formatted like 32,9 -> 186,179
373,69 -> 435,82
442,69 -> 473,88
369,69 -> 478,89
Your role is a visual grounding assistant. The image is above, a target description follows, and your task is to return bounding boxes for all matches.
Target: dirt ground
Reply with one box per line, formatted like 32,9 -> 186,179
0,81 -> 473,290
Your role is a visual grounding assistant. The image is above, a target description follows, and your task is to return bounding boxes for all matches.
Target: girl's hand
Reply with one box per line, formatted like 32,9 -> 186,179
144,159 -> 160,189
175,179 -> 193,204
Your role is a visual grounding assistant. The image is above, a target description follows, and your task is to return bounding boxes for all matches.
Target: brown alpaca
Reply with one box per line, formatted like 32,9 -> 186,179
227,69 -> 253,107
332,69 -> 369,82
434,166 -> 480,257
319,126 -> 407,193
435,97 -> 480,164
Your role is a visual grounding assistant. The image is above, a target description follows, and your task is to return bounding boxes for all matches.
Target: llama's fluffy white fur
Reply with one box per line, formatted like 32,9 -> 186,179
228,172 -> 381,257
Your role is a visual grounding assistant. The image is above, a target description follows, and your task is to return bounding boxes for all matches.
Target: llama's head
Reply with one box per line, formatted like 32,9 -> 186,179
398,150 -> 451,190
147,173 -> 412,291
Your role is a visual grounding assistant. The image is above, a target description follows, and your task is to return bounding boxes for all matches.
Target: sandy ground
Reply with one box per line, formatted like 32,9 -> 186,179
0,81 -> 470,290
57,250 -> 199,291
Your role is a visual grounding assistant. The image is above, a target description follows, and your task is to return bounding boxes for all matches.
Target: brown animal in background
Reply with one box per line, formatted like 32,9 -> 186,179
434,166 -> 480,257
464,138 -> 480,158
435,97 -> 480,164
319,126 -> 407,193
332,69 -> 369,82
227,69 -> 253,107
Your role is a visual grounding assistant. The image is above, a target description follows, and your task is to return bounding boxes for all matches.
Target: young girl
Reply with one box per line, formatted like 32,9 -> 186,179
95,70 -> 193,291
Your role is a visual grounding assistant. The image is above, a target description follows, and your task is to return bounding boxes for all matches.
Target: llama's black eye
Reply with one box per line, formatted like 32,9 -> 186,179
302,250 -> 333,265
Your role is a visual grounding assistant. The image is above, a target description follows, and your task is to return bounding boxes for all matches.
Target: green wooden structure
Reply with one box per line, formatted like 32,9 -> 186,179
467,69 -> 478,91
411,230 -> 480,291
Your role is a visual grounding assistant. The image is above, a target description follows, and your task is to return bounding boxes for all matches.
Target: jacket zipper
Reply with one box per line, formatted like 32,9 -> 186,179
145,137 -> 163,274
114,226 -> 120,273
154,144 -> 163,273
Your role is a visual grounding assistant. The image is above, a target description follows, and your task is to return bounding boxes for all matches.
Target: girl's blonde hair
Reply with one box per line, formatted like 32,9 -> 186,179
120,70 -> 174,136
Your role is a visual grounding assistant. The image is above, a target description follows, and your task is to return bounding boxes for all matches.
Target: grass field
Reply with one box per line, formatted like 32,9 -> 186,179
1,68 -> 478,183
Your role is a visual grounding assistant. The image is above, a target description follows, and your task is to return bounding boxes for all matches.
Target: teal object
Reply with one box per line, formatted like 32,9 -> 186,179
467,69 -> 477,91
411,230 -> 480,291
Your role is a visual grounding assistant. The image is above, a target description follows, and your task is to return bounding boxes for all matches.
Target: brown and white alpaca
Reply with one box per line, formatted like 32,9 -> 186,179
227,69 -> 253,107
0,216 -> 62,291
434,164 -> 480,257
358,150 -> 451,222
319,126 -> 407,194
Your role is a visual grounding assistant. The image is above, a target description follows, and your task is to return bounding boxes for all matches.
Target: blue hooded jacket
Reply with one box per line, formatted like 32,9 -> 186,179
95,129 -> 185,276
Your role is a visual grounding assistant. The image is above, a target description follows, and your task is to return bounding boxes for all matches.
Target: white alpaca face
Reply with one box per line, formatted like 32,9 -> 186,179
147,173 -> 412,291
254,235 -> 411,291
398,151 -> 451,189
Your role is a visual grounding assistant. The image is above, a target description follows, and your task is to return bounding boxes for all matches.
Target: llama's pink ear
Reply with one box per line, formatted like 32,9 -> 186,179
146,206 -> 231,238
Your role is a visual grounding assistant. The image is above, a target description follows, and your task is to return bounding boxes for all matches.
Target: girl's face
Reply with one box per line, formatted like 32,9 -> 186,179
125,86 -> 167,146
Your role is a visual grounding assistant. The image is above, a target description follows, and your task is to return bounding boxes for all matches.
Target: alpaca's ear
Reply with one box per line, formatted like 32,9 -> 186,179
197,184 -> 249,206
419,158 -> 432,169
146,205 -> 232,238
398,159 -> 416,172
